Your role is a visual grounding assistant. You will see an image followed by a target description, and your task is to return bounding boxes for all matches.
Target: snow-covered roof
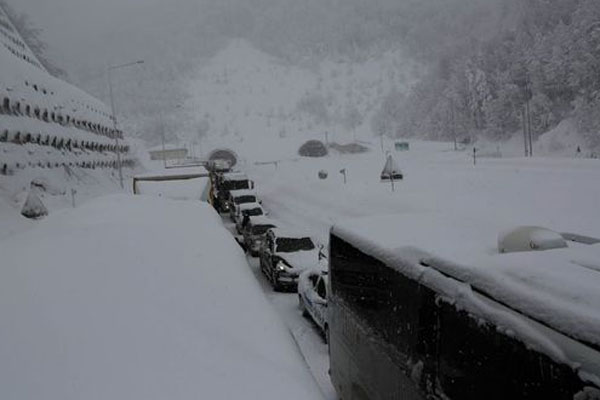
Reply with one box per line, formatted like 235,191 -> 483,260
134,167 -> 208,180
0,195 -> 323,399
229,188 -> 257,198
333,213 -> 600,385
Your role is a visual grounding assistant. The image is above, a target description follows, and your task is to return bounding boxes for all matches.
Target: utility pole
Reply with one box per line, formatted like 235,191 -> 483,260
522,107 -> 529,157
160,113 -> 167,169
525,80 -> 533,157
451,100 -> 457,151
107,59 -> 144,188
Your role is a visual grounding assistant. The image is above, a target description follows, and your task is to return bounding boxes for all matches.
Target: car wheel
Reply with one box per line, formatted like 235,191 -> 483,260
299,295 -> 309,318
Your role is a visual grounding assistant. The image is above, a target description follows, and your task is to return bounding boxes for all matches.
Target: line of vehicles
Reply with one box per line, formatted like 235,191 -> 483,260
207,161 -> 600,400
209,164 -> 330,341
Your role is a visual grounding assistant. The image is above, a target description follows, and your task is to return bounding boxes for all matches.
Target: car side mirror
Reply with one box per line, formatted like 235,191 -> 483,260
314,296 -> 327,306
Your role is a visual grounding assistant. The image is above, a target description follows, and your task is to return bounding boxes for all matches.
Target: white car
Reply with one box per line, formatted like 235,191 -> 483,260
298,269 -> 328,341
259,228 -> 324,291
228,189 -> 259,221
235,202 -> 265,233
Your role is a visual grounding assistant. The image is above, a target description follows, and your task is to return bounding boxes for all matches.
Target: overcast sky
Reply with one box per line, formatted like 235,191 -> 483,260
5,0 -> 200,77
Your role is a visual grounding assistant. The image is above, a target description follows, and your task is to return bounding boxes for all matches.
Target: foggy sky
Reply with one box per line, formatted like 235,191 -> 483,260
5,0 -> 201,77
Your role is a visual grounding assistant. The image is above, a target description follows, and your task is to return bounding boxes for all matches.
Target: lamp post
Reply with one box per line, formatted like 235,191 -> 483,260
107,60 -> 144,188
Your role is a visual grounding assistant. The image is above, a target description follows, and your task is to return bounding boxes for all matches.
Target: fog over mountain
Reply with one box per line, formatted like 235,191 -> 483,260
7,0 -> 600,151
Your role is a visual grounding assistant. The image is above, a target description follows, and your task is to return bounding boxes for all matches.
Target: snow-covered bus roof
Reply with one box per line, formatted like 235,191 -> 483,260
332,213 -> 600,386
0,195 -> 323,400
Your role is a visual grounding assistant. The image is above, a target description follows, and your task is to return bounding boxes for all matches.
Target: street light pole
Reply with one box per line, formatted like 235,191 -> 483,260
107,60 -> 144,189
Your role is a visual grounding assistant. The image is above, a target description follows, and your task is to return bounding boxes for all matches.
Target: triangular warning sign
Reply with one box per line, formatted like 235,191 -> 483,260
381,154 -> 403,180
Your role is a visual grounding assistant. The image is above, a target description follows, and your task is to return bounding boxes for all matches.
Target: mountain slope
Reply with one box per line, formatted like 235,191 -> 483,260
182,39 -> 417,162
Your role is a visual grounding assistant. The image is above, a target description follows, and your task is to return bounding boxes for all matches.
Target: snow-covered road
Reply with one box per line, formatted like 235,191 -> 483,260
220,218 -> 336,399
222,141 -> 600,399
247,141 -> 600,246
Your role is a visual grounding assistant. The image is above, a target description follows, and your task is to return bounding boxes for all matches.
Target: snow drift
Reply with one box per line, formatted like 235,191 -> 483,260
0,194 -> 323,400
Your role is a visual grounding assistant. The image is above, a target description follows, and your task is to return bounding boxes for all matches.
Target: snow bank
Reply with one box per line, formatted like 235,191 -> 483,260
333,213 -> 600,384
0,195 -> 322,400
136,177 -> 210,201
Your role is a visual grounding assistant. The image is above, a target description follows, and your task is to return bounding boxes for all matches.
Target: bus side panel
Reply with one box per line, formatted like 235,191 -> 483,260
436,300 -> 586,399
329,234 -> 592,400
329,299 -> 424,400
329,235 -> 428,400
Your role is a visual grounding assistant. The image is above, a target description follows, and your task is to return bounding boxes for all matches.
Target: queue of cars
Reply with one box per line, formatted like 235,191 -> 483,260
209,165 -> 329,340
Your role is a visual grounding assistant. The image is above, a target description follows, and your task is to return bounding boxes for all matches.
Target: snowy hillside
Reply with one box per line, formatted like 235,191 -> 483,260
183,40 -> 417,162
0,4 -> 138,225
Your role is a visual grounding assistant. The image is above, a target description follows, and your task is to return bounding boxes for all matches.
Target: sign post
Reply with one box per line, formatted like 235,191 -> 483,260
339,168 -> 347,184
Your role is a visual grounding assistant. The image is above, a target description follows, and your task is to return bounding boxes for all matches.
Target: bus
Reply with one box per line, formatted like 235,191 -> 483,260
328,214 -> 600,400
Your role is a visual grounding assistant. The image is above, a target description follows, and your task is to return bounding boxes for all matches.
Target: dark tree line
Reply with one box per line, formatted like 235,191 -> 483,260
376,0 -> 600,149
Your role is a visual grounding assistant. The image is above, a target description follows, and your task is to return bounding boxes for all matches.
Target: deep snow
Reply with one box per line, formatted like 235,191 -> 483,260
245,139 -> 600,388
0,195 -> 323,400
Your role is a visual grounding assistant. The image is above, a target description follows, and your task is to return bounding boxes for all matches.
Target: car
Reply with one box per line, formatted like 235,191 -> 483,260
235,202 -> 265,233
214,172 -> 252,213
228,189 -> 259,221
259,228 -> 324,291
242,216 -> 277,257
298,269 -> 328,341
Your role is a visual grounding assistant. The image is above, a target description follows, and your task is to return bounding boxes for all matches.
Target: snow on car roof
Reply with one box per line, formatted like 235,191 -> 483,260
333,213 -> 600,385
238,202 -> 263,211
248,215 -> 277,226
0,195 -> 322,400
229,189 -> 258,197
222,172 -> 248,181
270,227 -> 314,240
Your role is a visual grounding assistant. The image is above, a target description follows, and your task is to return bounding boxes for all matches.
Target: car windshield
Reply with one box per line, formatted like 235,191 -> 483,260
234,195 -> 256,204
243,208 -> 263,217
276,237 -> 315,253
252,224 -> 275,235
222,180 -> 249,191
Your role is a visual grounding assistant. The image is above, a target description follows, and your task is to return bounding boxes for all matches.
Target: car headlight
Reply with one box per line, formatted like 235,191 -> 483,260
276,261 -> 287,272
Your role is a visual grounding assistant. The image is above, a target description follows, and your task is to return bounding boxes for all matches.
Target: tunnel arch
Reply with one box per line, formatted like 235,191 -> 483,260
208,148 -> 238,168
